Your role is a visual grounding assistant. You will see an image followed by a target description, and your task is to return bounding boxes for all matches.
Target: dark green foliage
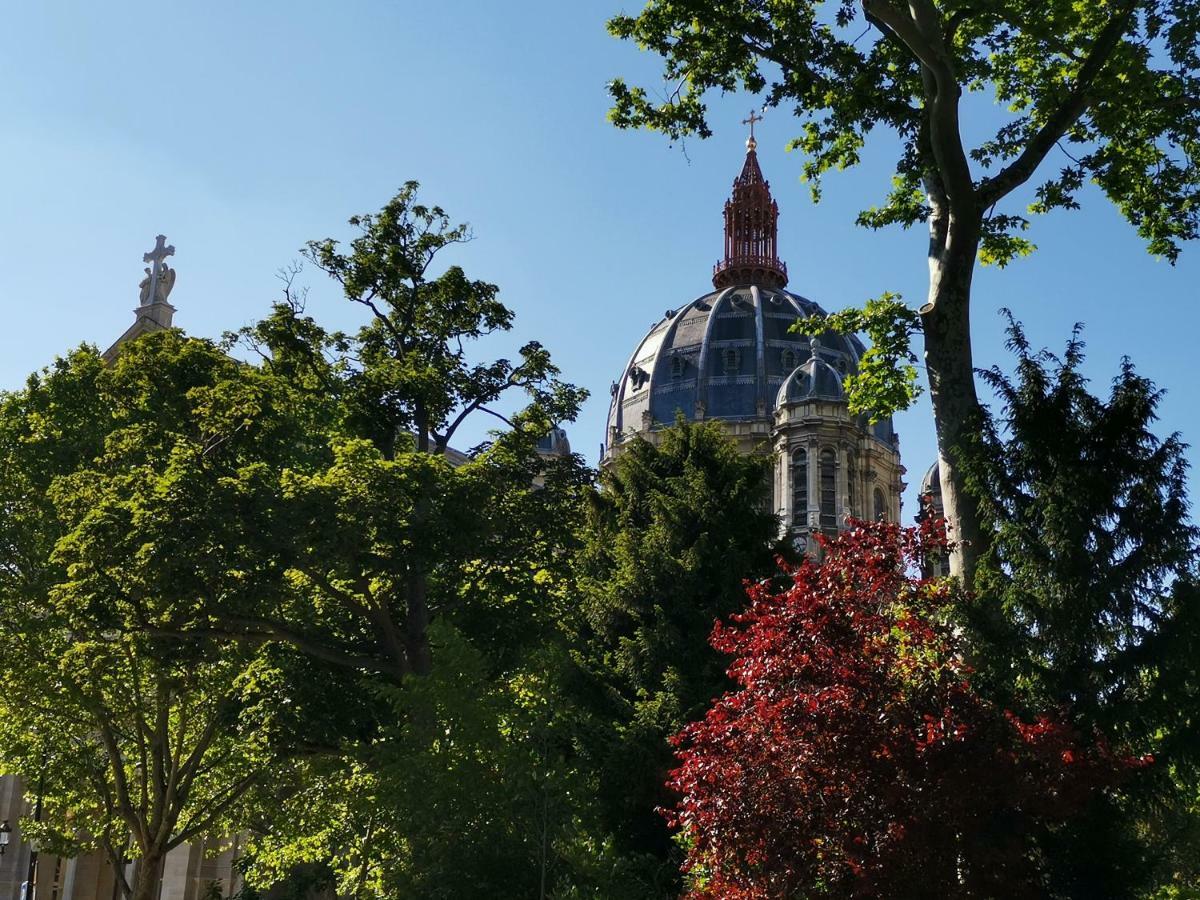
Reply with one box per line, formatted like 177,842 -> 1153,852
567,419 -> 786,885
962,314 -> 1200,895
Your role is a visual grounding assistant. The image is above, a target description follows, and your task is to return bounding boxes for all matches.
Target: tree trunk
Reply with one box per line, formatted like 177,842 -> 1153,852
130,851 -> 164,900
921,212 -> 987,588
405,403 -> 434,677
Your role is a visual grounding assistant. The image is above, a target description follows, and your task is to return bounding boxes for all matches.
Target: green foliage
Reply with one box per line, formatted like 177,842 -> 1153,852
297,181 -> 586,457
565,419 -> 787,889
0,182 -> 596,898
0,334 -> 324,894
243,623 -> 650,900
607,0 -> 1200,263
793,292 -> 923,420
215,186 -> 602,896
961,314 -> 1200,894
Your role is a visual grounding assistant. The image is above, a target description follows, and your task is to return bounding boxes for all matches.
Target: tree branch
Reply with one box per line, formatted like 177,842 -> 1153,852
140,622 -> 395,678
862,0 -> 976,214
978,0 -> 1137,206
170,771 -> 262,850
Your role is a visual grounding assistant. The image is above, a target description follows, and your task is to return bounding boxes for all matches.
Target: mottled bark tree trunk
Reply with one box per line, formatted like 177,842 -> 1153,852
921,209 -> 987,587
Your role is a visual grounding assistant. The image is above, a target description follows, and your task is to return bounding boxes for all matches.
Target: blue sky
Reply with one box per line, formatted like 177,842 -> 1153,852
1,1 -> 1196,517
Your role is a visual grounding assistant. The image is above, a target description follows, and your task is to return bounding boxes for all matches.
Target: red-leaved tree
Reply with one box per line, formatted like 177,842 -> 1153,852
667,522 -> 1147,898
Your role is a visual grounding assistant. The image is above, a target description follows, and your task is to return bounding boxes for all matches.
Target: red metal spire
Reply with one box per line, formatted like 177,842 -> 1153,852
713,115 -> 789,290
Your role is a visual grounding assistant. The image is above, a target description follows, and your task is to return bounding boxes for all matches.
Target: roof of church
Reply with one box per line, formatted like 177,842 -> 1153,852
606,284 -> 880,440
920,460 -> 941,496
605,131 -> 897,451
777,352 -> 846,404
535,425 -> 571,457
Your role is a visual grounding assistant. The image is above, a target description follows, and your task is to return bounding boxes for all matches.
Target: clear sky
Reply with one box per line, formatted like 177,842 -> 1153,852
1,1 -> 1196,517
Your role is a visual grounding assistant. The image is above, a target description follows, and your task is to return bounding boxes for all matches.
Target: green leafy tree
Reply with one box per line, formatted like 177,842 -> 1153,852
0,335 -> 328,900
795,292 -> 923,421
567,419 -> 786,890
211,187 -> 601,895
211,182 -> 587,681
241,626 -> 654,900
607,0 -> 1200,585
960,316 -> 1200,894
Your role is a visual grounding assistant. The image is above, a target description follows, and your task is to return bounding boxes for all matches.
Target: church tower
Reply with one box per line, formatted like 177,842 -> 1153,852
604,122 -> 905,550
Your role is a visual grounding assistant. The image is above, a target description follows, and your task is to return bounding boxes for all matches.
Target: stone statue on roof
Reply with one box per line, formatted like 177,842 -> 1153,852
138,234 -> 176,305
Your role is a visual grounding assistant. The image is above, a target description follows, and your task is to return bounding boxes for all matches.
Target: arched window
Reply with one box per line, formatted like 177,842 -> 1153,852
781,348 -> 797,371
820,448 -> 837,532
670,355 -> 684,380
791,449 -> 808,526
874,487 -> 888,523
846,451 -> 857,518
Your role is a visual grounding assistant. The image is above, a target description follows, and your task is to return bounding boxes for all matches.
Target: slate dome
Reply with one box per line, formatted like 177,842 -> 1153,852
777,349 -> 847,405
606,285 -> 889,442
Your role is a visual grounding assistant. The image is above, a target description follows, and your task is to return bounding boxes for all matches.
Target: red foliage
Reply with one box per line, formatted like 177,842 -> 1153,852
666,522 -> 1147,899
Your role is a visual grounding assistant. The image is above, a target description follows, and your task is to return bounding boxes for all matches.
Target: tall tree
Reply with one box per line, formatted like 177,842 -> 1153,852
214,182 -> 587,680
209,189 -> 600,895
567,420 -> 785,889
0,335 -> 326,900
962,317 -> 1200,893
668,522 -> 1147,898
606,0 -> 1200,584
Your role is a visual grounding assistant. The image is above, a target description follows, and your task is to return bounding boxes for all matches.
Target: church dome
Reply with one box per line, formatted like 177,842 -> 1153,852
777,352 -> 847,405
920,460 -> 941,497
604,128 -> 897,458
606,286 -> 868,439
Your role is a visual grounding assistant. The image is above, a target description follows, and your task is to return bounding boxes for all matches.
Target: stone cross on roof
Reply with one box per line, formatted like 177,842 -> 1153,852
139,234 -> 176,307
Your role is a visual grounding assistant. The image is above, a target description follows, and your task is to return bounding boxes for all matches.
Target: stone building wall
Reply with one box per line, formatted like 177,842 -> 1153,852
0,776 -> 238,900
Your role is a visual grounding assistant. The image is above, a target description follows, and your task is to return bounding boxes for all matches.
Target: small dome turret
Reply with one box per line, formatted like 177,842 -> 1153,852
536,426 -> 571,458
776,354 -> 846,406
919,460 -> 941,497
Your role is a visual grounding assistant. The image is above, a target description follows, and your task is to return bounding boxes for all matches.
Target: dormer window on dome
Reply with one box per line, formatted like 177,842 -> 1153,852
712,114 -> 788,291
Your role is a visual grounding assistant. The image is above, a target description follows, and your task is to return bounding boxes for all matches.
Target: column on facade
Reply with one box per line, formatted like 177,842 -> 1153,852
836,442 -> 849,528
59,858 -> 79,900
777,440 -> 789,525
806,437 -> 820,530
61,849 -> 115,900
157,842 -> 197,900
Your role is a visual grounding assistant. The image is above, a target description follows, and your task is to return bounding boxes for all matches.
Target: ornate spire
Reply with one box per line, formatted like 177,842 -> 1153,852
713,113 -> 788,290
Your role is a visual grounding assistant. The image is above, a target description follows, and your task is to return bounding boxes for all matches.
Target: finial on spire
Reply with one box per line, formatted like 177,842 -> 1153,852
712,122 -> 788,290
742,109 -> 763,150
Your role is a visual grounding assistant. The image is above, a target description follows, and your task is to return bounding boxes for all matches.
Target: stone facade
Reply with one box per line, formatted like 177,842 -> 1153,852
773,388 -> 905,554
